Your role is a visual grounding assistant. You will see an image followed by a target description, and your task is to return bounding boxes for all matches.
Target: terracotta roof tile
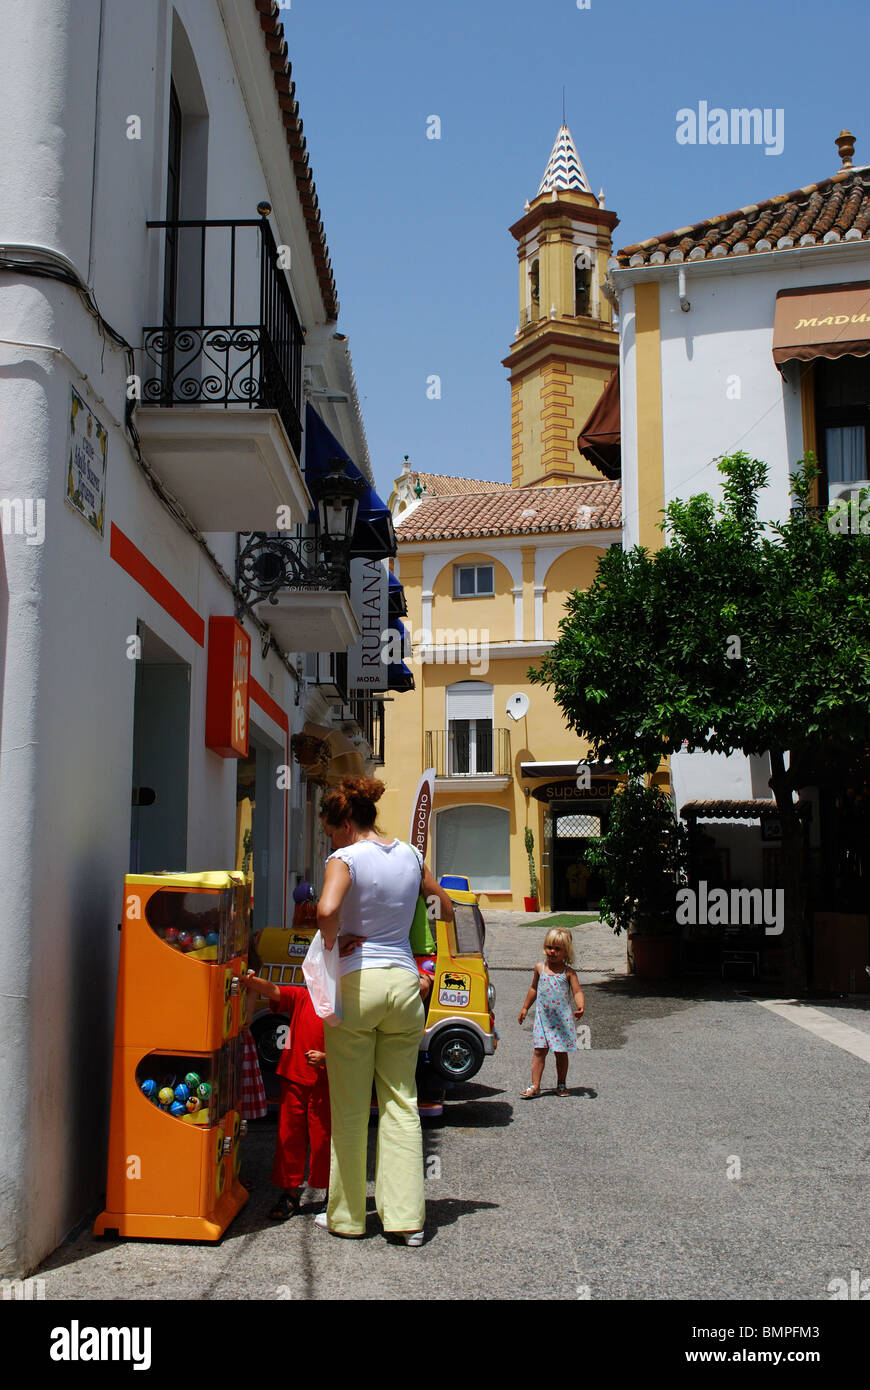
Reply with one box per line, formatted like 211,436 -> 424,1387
414,472 -> 512,497
615,167 -> 870,268
396,482 -> 621,542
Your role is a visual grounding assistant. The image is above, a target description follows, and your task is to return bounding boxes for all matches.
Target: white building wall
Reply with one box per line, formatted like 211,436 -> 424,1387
615,244 -> 870,868
0,0 -> 345,1274
618,247 -> 870,548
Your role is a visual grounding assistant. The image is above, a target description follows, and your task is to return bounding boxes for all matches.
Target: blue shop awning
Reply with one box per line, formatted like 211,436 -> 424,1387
384,619 -> 413,692
305,404 -> 397,560
388,569 -> 408,620
387,661 -> 415,693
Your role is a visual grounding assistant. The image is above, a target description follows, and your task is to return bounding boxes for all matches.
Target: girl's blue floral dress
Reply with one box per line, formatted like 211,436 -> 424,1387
533,967 -> 577,1051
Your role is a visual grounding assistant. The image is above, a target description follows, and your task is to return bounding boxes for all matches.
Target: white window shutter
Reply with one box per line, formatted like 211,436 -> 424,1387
446,681 -> 493,722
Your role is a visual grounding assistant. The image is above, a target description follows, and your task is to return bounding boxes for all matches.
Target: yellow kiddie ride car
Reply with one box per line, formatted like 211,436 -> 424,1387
418,879 -> 497,1084
250,877 -> 497,1098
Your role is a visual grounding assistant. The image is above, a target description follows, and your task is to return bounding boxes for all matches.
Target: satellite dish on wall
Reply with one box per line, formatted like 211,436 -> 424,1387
506,692 -> 530,722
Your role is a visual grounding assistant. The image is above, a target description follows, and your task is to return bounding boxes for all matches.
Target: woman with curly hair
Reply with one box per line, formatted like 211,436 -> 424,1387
315,776 -> 453,1246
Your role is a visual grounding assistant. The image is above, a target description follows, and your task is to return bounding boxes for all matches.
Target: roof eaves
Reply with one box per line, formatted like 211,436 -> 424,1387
253,0 -> 339,320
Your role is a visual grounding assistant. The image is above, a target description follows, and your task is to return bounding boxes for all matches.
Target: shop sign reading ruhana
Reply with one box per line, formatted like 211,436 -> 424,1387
66,387 -> 107,535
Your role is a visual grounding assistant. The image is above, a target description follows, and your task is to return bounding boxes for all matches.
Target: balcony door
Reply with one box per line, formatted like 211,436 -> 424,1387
446,681 -> 493,775
160,15 -> 209,360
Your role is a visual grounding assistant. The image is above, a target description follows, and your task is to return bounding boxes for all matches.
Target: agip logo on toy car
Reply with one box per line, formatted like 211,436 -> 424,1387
286,931 -> 313,959
438,971 -> 470,1008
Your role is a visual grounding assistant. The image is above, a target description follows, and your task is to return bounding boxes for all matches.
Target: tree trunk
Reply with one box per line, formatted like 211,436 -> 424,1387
769,749 -> 809,994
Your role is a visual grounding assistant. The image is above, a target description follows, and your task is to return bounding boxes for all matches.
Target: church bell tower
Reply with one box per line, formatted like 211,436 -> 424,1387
503,126 -> 620,487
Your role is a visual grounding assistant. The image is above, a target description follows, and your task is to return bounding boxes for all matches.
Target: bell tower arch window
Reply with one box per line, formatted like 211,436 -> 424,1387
574,250 -> 594,318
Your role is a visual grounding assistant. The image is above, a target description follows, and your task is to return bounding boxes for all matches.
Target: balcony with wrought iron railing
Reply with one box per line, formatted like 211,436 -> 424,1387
135,214 -> 310,533
348,693 -> 385,765
235,528 -> 359,655
425,726 -> 512,786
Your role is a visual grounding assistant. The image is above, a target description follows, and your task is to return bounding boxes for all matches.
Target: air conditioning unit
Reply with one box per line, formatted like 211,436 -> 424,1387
828,479 -> 870,504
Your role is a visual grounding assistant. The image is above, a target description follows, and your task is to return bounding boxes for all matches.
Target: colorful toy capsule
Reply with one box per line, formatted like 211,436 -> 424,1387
174,1083 -> 190,1103
140,1079 -> 157,1100
164,927 -> 179,943
169,1101 -> 187,1117
191,935 -> 207,951
206,932 -> 219,947
185,1096 -> 202,1114
184,1072 -> 202,1091
158,1087 -> 175,1108
197,1082 -> 212,1102
177,931 -> 192,950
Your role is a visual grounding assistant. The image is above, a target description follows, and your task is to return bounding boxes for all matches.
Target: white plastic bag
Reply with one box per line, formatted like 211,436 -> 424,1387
301,930 -> 342,1026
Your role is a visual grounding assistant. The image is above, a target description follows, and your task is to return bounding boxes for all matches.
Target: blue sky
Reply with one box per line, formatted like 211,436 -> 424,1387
286,0 -> 867,499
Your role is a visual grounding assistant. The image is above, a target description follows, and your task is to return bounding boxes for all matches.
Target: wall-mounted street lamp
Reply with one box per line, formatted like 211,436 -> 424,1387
316,456 -> 366,548
235,457 -> 367,640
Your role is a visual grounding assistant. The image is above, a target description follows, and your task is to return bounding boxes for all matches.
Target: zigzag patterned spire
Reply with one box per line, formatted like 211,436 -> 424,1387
537,125 -> 591,196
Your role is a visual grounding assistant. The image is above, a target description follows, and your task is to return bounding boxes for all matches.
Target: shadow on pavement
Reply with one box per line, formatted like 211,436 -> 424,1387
418,1196 -> 500,1234
438,1099 -> 513,1129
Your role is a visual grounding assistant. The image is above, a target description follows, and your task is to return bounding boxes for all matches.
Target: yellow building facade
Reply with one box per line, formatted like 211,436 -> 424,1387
382,127 -> 622,910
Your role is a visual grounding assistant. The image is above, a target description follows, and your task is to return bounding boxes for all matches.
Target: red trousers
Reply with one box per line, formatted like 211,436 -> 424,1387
272,1077 -> 331,1189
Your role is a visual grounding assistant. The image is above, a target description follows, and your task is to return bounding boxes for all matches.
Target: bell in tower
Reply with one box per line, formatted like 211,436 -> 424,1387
503,125 -> 620,488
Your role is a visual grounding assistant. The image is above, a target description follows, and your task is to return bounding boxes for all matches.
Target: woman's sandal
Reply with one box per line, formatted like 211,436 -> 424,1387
520,1086 -> 541,1098
269,1190 -> 300,1220
556,1083 -> 570,1097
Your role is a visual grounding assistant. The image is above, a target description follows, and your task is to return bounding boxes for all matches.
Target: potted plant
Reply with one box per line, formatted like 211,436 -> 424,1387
524,826 -> 539,912
585,780 -> 687,978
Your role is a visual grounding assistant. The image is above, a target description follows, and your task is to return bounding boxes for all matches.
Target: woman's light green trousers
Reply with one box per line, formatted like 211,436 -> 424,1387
324,966 -> 426,1235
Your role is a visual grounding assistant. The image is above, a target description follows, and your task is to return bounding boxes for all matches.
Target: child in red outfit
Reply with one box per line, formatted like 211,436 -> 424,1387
243,973 -> 330,1220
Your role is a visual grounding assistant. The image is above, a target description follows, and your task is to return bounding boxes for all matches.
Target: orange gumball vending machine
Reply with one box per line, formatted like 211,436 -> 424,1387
94,871 -> 251,1242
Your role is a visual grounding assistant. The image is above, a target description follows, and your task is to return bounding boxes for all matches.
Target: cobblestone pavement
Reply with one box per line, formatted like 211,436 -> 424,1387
35,914 -> 870,1301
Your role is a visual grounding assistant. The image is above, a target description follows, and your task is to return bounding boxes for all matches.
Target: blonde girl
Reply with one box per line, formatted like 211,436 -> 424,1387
518,928 -> 585,1097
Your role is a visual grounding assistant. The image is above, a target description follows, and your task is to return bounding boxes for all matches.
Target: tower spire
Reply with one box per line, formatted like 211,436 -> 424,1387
537,124 -> 591,197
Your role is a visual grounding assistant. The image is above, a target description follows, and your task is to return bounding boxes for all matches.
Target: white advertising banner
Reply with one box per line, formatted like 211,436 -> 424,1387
409,768 -> 436,859
347,556 -> 389,690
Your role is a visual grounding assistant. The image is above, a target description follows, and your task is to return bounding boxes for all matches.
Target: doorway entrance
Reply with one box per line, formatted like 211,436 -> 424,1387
236,730 -> 283,934
130,626 -> 190,873
550,803 -> 609,911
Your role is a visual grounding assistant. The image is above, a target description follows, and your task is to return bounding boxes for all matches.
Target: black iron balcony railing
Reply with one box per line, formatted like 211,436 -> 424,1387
304,650 -> 349,701
425,726 -> 511,778
236,531 -> 350,622
142,217 -> 304,457
348,693 -> 385,765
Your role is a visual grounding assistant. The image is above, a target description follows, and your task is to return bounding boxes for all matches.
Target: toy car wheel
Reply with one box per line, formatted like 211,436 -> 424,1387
251,1014 -> 287,1073
427,1029 -> 485,1083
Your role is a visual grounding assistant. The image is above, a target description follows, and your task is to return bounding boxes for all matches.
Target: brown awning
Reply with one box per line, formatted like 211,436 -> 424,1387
772,281 -> 870,367
577,369 -> 620,480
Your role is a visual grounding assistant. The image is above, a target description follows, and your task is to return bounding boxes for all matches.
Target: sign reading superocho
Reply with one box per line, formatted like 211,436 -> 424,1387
531,778 -> 618,803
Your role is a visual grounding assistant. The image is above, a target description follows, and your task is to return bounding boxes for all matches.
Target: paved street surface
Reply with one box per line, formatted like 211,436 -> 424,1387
38,914 -> 870,1300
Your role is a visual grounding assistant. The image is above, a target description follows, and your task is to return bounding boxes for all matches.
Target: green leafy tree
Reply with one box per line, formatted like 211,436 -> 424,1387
585,781 -> 688,936
530,452 -> 870,989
